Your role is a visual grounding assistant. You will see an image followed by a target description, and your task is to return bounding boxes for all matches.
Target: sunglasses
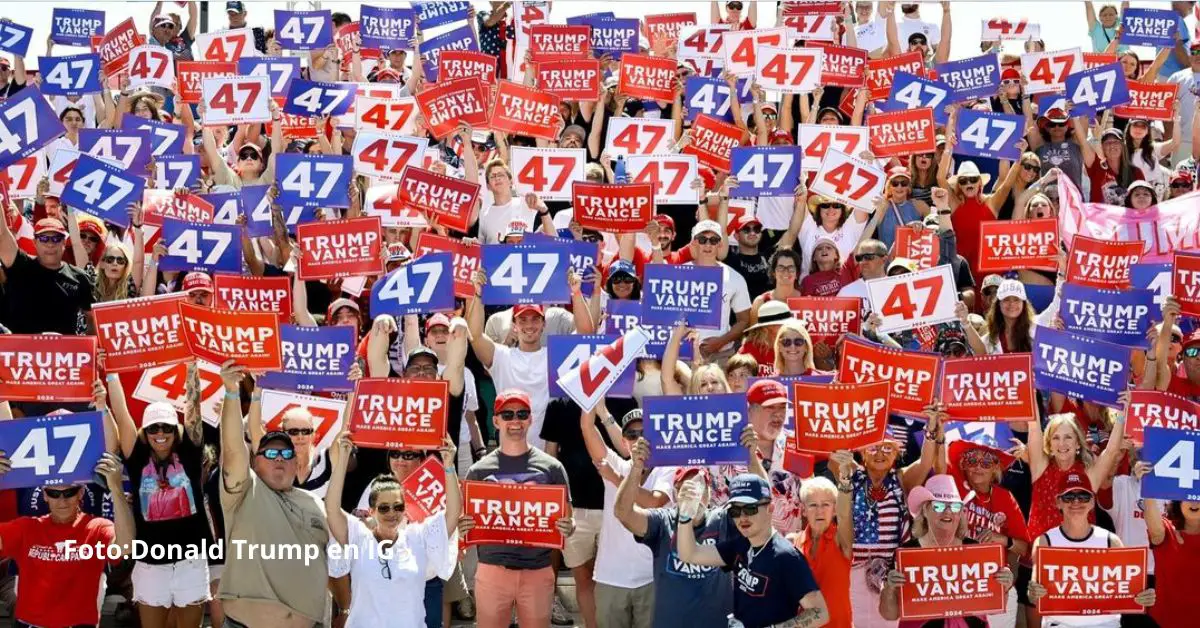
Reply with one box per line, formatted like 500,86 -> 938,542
389,450 -> 426,461
581,234 -> 603,243
286,428 -> 314,436
404,364 -> 438,377
930,501 -> 963,513
727,1 -> 744,9
622,429 -> 643,440
958,177 -> 980,185
890,180 -> 911,188
375,501 -> 405,514
612,276 -> 637,285
739,225 -> 762,234
1172,182 -> 1192,189
80,233 -> 101,243
854,253 -> 882,263
44,486 -> 82,499
101,255 -> 128,266
1047,122 -> 1067,128
961,449 -> 998,469
1001,79 -> 1021,86
728,501 -> 768,518
865,444 -> 898,455
763,112 -> 778,120
1185,346 -> 1200,358
817,203 -> 844,211
1059,490 -> 1093,504
694,235 -> 721,245
497,409 -> 532,421
238,151 -> 260,161
1021,163 -> 1040,172
36,234 -> 65,244
258,448 -> 296,461
144,423 -> 174,435
779,337 -> 806,348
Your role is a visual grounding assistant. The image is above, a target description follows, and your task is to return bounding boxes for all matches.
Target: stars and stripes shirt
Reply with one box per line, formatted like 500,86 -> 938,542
849,468 -> 908,565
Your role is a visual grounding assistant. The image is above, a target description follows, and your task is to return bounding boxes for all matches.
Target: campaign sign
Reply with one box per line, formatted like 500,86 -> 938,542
583,17 -> 638,58
536,58 -> 601,101
142,189 -> 215,225
1125,391 -> 1200,443
418,25 -> 478,83
755,46 -> 823,94
201,76 -> 271,126
93,18 -> 140,75
786,297 -> 861,345
297,217 -> 383,281
239,187 -> 318,238
79,127 -> 152,173
370,252 -> 456,316
258,325 -> 354,393
524,236 -> 600,300
868,108 -> 936,159
1067,236 -> 1141,289
274,10 -> 333,51
212,274 -> 291,323
398,167 -> 479,234
159,219 -> 241,274
237,57 -> 302,99
791,380 -> 891,454
643,394 -> 749,467
939,354 -> 1037,422
401,456 -> 446,523
809,42 -> 866,88
491,81 -> 561,141
122,115 -> 186,157
605,118 -> 675,156
684,114 -> 743,173
412,0 -> 470,30
572,182 -> 653,233
981,18 -> 1039,41
61,154 -> 144,227
627,154 -> 700,205
0,21 -> 32,57
51,8 -> 104,46
360,5 -> 416,51
127,46 -> 176,91
39,54 -> 102,97
1114,82 -> 1177,122
866,51 -> 924,101
1173,251 -> 1200,316
1061,284 -> 1154,348
415,77 -> 488,140
0,412 -> 106,491
93,294 -> 190,372
511,147 -> 585,202
153,155 -> 201,190
481,243 -> 571,306
350,378 -> 448,450
897,544 -> 1007,620
934,55 -> 999,102
619,54 -> 676,102
0,154 -> 43,199
877,72 -> 951,126
684,76 -> 751,123
1121,8 -> 1178,48
810,149 -> 885,213
283,79 -> 355,117
1035,547 -> 1148,615
0,335 -> 96,402
351,132 -> 427,184
895,227 -> 939,270
722,28 -> 788,78
837,336 -> 938,417
867,266 -> 957,334
179,303 -> 281,371
798,125 -> 869,173
642,264 -> 724,330
1022,48 -> 1083,95
260,388 -> 344,452
0,87 -> 67,171
131,361 -> 224,427
196,28 -> 257,63
977,218 -> 1057,272
644,12 -> 697,49
529,24 -> 590,62
548,334 -> 636,399
1033,328 -> 1132,407
463,481 -> 568,550
275,154 -> 352,208
730,146 -> 802,197
439,51 -> 497,91
954,110 -> 1025,162
353,96 -> 418,135
1065,63 -> 1129,116
414,233 -> 480,299
1144,425 -> 1200,502
605,299 -> 694,361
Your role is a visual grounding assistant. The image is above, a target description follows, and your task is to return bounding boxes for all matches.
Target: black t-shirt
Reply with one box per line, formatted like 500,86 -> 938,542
539,397 -> 633,510
717,531 -> 820,628
725,249 -> 771,300
950,254 -> 976,294
0,252 -> 93,335
124,436 -> 214,564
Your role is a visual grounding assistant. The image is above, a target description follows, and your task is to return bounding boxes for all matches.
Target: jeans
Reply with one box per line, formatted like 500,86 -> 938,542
424,577 -> 444,628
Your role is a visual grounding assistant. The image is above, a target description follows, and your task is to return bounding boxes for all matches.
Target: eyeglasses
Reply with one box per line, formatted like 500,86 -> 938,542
497,409 -> 532,421
1059,490 -> 1093,504
144,424 -> 173,435
44,486 -> 82,499
854,252 -> 882,263
930,501 -> 963,513
36,234 -> 65,244
817,203 -> 844,211
958,177 -> 980,185
286,428 -> 314,436
101,255 -> 128,266
389,450 -> 426,461
694,235 -> 721,245
779,337 -> 806,348
258,448 -> 296,461
917,153 -> 935,160
910,38 -> 928,46
1021,163 -> 1040,172
864,444 -> 897,455
739,224 -> 762,234
404,364 -> 439,377
961,449 -> 998,469
1185,346 -> 1200,358
890,180 -> 911,188
775,265 -> 797,274
1048,122 -> 1068,128
379,555 -> 392,580
727,501 -> 768,518
375,501 -> 405,515
622,429 -> 643,440
1001,79 -> 1021,86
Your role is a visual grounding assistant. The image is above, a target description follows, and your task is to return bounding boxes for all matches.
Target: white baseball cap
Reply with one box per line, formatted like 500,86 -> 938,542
143,402 -> 180,428
996,279 -> 1027,302
691,220 -> 722,239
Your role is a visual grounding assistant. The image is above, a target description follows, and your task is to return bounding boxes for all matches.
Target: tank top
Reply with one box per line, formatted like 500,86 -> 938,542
951,197 -> 993,282
1028,461 -> 1093,544
1040,525 -> 1120,628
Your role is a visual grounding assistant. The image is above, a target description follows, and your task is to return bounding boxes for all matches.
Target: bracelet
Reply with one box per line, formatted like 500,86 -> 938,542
838,483 -> 852,493
224,391 -> 239,400
678,514 -> 693,524
445,465 -> 457,475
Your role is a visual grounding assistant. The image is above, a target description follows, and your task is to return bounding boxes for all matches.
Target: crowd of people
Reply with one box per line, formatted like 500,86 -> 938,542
0,1 -> 1199,628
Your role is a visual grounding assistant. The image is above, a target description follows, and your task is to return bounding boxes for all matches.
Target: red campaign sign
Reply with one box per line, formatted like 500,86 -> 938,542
683,114 -> 744,173
142,189 -> 215,225
463,481 -> 568,549
1114,82 -> 1177,122
1124,390 -> 1200,442
791,380 -> 891,454
1036,547 -> 1148,615
415,77 -> 489,140
273,98 -> 323,139
1174,251 -> 1200,316
93,18 -> 144,76
897,544 -> 1007,620
399,166 -> 480,234
415,232 -> 481,299
619,54 -> 677,102
297,217 -> 385,281
178,303 -> 282,371
93,293 -> 190,372
1083,52 -> 1117,71
536,58 -> 601,101
786,297 -> 861,345
491,81 -> 562,141
1066,236 -> 1141,289
894,226 -> 939,270
939,354 -> 1037,422
837,336 -> 938,417
571,182 -> 653,233
644,13 -> 697,48
349,378 -> 449,450
529,24 -> 591,62
866,51 -> 924,101
782,1 -> 844,15
978,218 -> 1058,272
401,456 -> 447,524
809,41 -> 867,87
439,51 -> 498,91
782,449 -> 816,478
868,108 -> 936,158
176,61 -> 237,105
0,335 -> 96,402
212,274 -> 292,324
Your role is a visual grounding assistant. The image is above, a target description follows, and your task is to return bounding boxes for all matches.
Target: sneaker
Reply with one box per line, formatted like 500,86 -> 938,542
455,596 -> 476,621
551,595 -> 572,626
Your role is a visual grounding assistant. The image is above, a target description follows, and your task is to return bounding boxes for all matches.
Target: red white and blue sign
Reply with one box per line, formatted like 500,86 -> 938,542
1120,8 -> 1179,48
284,79 -> 357,117
360,5 -> 417,50
79,127 -> 152,174
0,21 -> 33,57
578,16 -> 639,59
878,71 -> 951,125
159,218 -> 243,274
51,8 -> 105,47
419,25 -> 478,83
730,146 -> 803,197
0,88 -> 66,171
1142,426 -> 1200,502
606,299 -> 694,361
642,264 -> 724,329
523,233 -> 601,298
644,394 -> 750,467
934,55 -> 999,102
369,252 -> 456,316
0,411 -> 106,490
1061,284 -> 1155,349
238,57 -> 303,99
1033,327 -> 1133,407
954,110 -> 1026,162
38,53 -> 102,97
548,334 -> 636,398
203,189 -> 241,225
1064,63 -> 1130,116
61,153 -> 144,227
684,76 -> 752,123
275,154 -> 353,208
941,420 -> 1016,449
258,325 -> 355,393
482,242 -> 572,305
1131,263 -> 1172,320
121,115 -> 186,156
153,155 -> 201,190
273,9 -> 333,50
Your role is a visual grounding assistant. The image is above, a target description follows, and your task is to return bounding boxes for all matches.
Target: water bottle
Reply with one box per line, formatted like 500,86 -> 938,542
614,154 -> 628,183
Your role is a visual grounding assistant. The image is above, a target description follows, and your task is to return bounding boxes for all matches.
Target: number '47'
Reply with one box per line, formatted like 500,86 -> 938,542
881,276 -> 943,320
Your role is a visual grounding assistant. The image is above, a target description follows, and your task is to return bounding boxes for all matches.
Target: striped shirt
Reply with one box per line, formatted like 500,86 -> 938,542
850,469 -> 907,564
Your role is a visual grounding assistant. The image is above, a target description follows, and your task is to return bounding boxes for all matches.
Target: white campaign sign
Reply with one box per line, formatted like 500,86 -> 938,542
866,264 -> 958,333
201,76 -> 271,126
755,46 -> 823,94
798,124 -> 869,172
127,46 -> 175,90
722,28 -> 788,77
47,148 -> 120,197
2,153 -> 43,199
1020,48 -> 1083,95
809,148 -> 884,212
350,131 -> 428,183
132,360 -> 225,427
981,18 -> 1040,41
605,118 -> 675,157
511,147 -> 585,201
353,95 -> 418,135
627,154 -> 700,204
197,28 -> 259,63
260,389 -> 345,457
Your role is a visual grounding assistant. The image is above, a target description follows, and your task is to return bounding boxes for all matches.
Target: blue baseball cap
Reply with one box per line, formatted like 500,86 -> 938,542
727,474 -> 770,505
226,2 -> 246,13
607,260 -> 638,282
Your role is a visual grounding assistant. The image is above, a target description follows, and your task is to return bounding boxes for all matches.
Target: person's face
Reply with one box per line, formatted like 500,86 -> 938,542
34,232 -> 66,267
1130,187 -> 1155,209
493,401 -> 532,443
143,422 -> 176,456
957,176 -> 981,197
1102,138 -> 1123,162
960,448 -> 999,489
778,331 -> 808,364
1182,345 -> 1200,380
486,166 -> 511,192
282,412 -> 315,450
923,500 -> 963,537
725,2 -> 743,21
100,251 -> 128,280
42,484 -> 83,521
370,488 -> 405,531
1180,500 -> 1200,523
762,109 -> 778,130
426,325 -> 449,351
188,289 -> 212,306
697,370 -> 724,394
384,226 -> 403,244
1170,178 -> 1192,198
389,50 -> 406,71
1190,51 -> 1200,71
750,403 -> 787,442
817,202 -> 844,227
403,355 -> 439,380
253,443 -> 298,491
774,256 -> 799,283
862,442 -> 899,472
1029,197 -> 1054,219
388,449 -> 426,479
228,9 -> 248,27
62,111 -> 85,132
1120,54 -> 1138,78
559,133 -> 582,149
736,221 -> 761,246
133,99 -> 154,119
78,230 -> 101,254
817,112 -> 841,125
333,306 -> 360,328
153,21 -> 179,42
657,225 -> 674,249
1099,6 -> 1119,27
726,367 -> 752,393
1057,490 -> 1094,517
611,275 -> 636,299
691,231 -> 721,261
1002,78 -> 1021,99
855,248 -> 886,278
909,38 -> 929,56
622,420 -> 643,445
238,147 -> 263,175
514,311 -> 545,345
855,2 -> 873,21
889,177 -> 911,201
803,490 -> 837,534
1000,295 -> 1025,320
1049,425 -> 1080,462
1019,158 -> 1040,183
1129,122 -> 1149,142
901,3 -> 919,13
1047,121 -> 1068,141
730,499 -> 771,539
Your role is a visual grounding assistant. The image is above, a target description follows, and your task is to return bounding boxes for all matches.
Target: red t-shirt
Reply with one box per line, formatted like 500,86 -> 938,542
1027,461 -> 1093,542
631,246 -> 693,278
1167,372 -> 1200,401
1085,158 -> 1145,204
1150,519 -> 1200,628
948,469 -> 1030,548
0,514 -> 118,627
800,270 -> 846,296
737,341 -> 776,376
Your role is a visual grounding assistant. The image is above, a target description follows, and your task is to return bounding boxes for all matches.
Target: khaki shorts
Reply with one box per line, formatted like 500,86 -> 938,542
561,508 -> 604,569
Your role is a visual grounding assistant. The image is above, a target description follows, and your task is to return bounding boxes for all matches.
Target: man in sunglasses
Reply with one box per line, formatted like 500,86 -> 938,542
148,4 -> 197,62
725,214 -> 771,299
836,239 -> 889,315
689,217 -> 752,361
712,0 -> 756,31
1029,107 -> 1084,190
0,215 -> 93,336
677,474 -> 829,628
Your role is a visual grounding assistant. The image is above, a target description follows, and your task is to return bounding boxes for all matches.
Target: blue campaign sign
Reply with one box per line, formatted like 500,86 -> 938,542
935,55 -> 999,102
548,334 -> 635,398
606,299 -> 694,361
38,53 -> 102,97
361,5 -> 417,51
273,9 -> 333,51
1065,63 -> 1130,116
941,420 -> 1015,448
275,154 -> 353,208
419,25 -> 478,82
1132,262 -> 1172,320
684,76 -> 752,123
481,242 -> 572,305
50,8 -> 104,47
240,184 -> 316,237
566,12 -> 616,24
1142,426 -> 1200,502
412,1 -> 471,30
583,17 -> 639,59
259,325 -> 355,393
121,114 -> 185,156
730,146 -> 802,197
61,154 -> 144,227
79,128 -> 152,174
954,109 -> 1026,162
159,218 -> 242,274
1121,8 -> 1179,48
0,21 -> 34,57
283,79 -> 357,117
642,264 -> 724,330
644,394 -> 750,467
238,57 -> 302,99
525,233 -> 600,298
878,72 -> 951,125
153,154 -> 201,191
1033,327 -> 1132,407
0,87 -> 66,170
370,252 -> 456,316
203,189 -> 241,225
1061,284 -> 1155,349
0,412 -> 106,491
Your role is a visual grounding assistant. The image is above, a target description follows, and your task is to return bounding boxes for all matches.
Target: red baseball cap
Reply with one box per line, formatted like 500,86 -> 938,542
1183,330 -> 1200,352
513,304 -> 544,319
33,217 -> 67,236
652,214 -> 675,231
730,213 -> 762,233
182,272 -> 214,293
494,389 -> 532,414
747,379 -> 790,407
674,467 -> 711,487
1057,472 -> 1094,497
425,313 -> 451,332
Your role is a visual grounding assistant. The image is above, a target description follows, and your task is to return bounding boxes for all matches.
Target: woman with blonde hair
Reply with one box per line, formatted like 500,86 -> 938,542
773,319 -> 820,376
662,323 -> 732,395
92,240 -> 140,303
737,300 -> 793,377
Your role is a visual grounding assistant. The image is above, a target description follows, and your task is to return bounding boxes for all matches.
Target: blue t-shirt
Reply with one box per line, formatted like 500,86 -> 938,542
878,200 -> 922,249
716,531 -> 820,628
1158,15 -> 1192,79
637,507 -> 735,628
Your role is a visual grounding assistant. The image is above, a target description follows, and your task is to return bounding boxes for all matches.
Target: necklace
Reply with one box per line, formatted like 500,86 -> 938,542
746,531 -> 776,565
867,481 -> 888,503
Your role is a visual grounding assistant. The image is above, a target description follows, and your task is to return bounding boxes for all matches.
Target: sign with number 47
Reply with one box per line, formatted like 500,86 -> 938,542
1144,426 -> 1200,501
809,149 -> 883,213
866,264 -> 958,333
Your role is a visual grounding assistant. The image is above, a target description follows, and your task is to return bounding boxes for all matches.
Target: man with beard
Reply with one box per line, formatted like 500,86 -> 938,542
0,215 -> 93,335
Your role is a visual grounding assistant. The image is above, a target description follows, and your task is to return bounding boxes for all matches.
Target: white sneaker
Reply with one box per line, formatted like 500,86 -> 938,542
551,595 -> 572,626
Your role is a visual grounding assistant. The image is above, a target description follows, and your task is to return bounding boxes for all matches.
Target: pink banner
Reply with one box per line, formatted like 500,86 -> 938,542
1057,175 -> 1200,262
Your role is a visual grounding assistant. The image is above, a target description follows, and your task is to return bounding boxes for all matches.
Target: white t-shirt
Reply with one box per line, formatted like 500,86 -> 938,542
479,196 -> 536,244
686,262 -> 752,351
594,450 -> 673,588
1107,475 -> 1155,574
898,15 -> 941,47
755,196 -> 793,231
798,214 -> 869,278
855,17 -> 889,54
491,345 -> 550,449
837,278 -> 871,315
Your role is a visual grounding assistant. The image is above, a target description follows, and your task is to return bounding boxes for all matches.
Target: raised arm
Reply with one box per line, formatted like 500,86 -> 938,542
325,429 -> 354,545
466,271 -> 497,368
218,360 -> 250,491
614,437 -> 655,537
900,408 -> 944,493
661,324 -> 688,395
97,453 -> 136,555
832,450 -> 856,558
934,2 -> 952,65
104,373 -> 139,458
